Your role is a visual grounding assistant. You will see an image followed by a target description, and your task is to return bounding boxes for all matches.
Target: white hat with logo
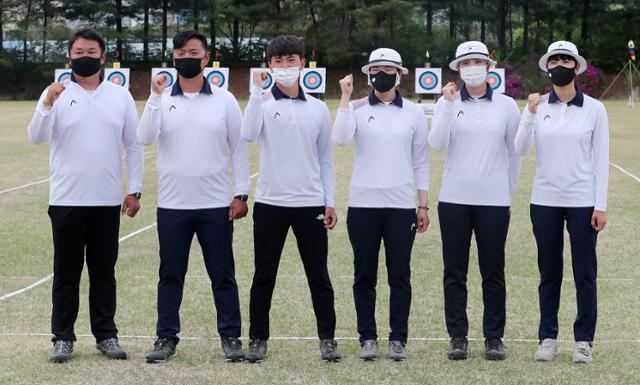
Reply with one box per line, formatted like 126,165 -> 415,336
538,41 -> 587,74
449,41 -> 496,71
361,48 -> 409,75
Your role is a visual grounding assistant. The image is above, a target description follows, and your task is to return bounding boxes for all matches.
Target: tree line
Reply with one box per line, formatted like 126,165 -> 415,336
1,1 -> 638,72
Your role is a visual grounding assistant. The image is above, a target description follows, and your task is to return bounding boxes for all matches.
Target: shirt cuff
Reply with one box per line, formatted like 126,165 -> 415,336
147,92 -> 162,108
37,102 -> 52,116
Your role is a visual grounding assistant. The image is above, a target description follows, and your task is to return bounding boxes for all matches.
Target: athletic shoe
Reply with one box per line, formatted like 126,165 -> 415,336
49,340 -> 73,363
358,339 -> 378,361
534,338 -> 559,362
96,337 -> 127,359
319,339 -> 342,362
245,339 -> 267,363
388,340 -> 407,361
573,341 -> 593,364
485,337 -> 507,360
221,336 -> 244,362
447,336 -> 468,360
145,337 -> 176,363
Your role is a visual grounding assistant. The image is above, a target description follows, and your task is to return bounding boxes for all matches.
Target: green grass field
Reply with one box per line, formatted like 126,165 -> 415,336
1,99 -> 639,385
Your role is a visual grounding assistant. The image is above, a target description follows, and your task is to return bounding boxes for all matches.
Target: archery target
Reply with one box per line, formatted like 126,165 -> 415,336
54,69 -> 71,83
204,67 -> 229,89
487,68 -> 505,94
414,68 -> 442,94
151,68 -> 177,93
105,68 -> 130,89
300,68 -> 326,93
249,68 -> 274,94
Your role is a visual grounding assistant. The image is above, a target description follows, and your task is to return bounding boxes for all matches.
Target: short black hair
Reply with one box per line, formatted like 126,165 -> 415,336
266,35 -> 304,61
68,28 -> 106,53
548,54 -> 577,64
173,30 -> 208,51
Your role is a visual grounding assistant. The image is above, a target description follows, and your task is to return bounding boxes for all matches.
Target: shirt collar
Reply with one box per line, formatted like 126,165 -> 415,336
368,89 -> 403,107
271,84 -> 307,101
548,86 -> 584,107
460,84 -> 493,101
70,71 -> 105,83
170,77 -> 212,96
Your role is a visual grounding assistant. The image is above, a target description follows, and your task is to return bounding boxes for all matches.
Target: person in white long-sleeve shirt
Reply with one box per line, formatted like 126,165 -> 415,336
137,31 -> 249,364
27,28 -> 143,363
333,48 -> 430,362
514,41 -> 609,364
429,41 -> 521,362
241,35 -> 341,363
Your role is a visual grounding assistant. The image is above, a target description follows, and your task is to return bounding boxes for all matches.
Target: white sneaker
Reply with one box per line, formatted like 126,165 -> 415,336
573,341 -> 593,364
534,338 -> 559,362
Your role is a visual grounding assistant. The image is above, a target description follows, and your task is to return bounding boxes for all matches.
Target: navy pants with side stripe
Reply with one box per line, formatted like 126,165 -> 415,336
530,204 -> 598,342
347,207 -> 417,344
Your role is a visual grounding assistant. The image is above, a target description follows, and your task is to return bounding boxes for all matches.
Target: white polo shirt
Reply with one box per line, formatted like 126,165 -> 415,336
332,91 -> 429,209
241,85 -> 335,208
514,88 -> 609,211
137,78 -> 249,210
429,86 -> 522,206
28,76 -> 143,206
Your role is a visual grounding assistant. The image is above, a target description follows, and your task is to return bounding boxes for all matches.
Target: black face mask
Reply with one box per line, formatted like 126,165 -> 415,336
548,65 -> 576,86
369,71 -> 397,92
174,58 -> 204,79
70,56 -> 102,77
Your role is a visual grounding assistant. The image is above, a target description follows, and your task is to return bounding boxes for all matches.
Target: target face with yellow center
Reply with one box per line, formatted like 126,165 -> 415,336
414,68 -> 442,94
151,68 -> 178,93
300,68 -> 326,93
54,69 -> 71,83
249,68 -> 274,94
487,68 -> 505,94
105,68 -> 130,89
203,67 -> 229,89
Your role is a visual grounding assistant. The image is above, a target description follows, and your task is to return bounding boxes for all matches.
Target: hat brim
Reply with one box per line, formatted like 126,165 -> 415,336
361,61 -> 409,75
538,49 -> 587,74
449,54 -> 497,71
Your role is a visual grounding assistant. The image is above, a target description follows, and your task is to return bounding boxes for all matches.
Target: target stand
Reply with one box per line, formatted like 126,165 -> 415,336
487,68 -> 506,94
105,68 -> 130,89
203,67 -> 229,90
151,68 -> 178,94
249,68 -> 274,94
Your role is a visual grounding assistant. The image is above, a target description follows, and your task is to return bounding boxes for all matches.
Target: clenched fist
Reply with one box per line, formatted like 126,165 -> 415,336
43,82 -> 66,109
441,81 -> 457,102
253,70 -> 269,89
339,75 -> 354,99
528,93 -> 542,113
151,74 -> 168,95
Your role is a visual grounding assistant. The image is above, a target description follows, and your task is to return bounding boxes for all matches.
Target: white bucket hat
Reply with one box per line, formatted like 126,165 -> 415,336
538,41 -> 587,74
361,48 -> 409,75
448,41 -> 496,71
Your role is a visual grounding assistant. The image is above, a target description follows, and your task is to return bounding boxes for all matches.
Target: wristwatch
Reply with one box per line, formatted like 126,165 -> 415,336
128,192 -> 142,199
234,194 -> 249,202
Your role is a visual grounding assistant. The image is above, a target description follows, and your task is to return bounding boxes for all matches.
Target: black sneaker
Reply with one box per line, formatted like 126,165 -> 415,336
319,339 -> 342,362
221,336 -> 244,362
145,337 -> 177,363
96,337 -> 127,360
245,339 -> 267,363
448,336 -> 468,360
49,340 -> 74,363
485,337 -> 507,360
